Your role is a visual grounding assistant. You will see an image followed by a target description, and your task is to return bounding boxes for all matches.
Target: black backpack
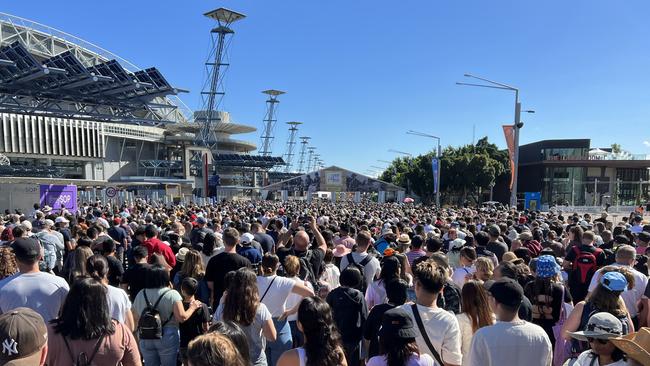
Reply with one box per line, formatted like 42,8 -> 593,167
345,253 -> 372,293
297,250 -> 320,292
138,289 -> 172,340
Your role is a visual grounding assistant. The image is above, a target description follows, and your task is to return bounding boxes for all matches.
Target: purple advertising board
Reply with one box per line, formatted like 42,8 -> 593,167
39,185 -> 77,213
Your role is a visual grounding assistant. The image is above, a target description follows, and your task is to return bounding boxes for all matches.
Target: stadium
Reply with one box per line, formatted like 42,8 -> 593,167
0,12 -> 279,204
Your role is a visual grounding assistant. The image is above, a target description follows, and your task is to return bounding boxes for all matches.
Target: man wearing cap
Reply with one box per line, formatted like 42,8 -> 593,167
237,232 -> 262,265
0,307 -> 48,366
190,217 -> 213,248
34,219 -> 64,273
0,238 -> 69,322
54,216 -> 73,253
468,279 -> 552,366
588,245 -> 648,329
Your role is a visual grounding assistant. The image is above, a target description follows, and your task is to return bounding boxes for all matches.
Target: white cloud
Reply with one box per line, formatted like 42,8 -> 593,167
644,141 -> 650,147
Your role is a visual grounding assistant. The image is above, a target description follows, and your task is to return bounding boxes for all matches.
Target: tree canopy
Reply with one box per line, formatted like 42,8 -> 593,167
379,137 -> 510,204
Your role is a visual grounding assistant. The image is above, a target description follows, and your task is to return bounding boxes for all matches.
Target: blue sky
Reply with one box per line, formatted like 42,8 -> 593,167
5,1 -> 650,174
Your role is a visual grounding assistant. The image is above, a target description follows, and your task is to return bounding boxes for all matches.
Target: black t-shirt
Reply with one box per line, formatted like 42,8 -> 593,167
437,280 -> 461,314
519,295 -> 533,322
108,226 -> 128,246
326,286 -> 367,343
179,301 -> 210,347
106,255 -> 124,287
363,303 -> 396,358
205,252 -> 251,307
121,262 -> 151,301
254,232 -> 275,254
277,247 -> 325,279
645,281 -> 650,298
486,241 -> 508,262
524,282 -> 572,326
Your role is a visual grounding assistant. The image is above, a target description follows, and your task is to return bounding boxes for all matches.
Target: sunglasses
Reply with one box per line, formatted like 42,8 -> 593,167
586,337 -> 609,345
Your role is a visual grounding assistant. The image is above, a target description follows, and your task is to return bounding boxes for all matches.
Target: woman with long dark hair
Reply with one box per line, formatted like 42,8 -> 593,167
524,254 -> 571,346
209,321 -> 252,366
277,296 -> 347,366
86,254 -> 135,331
366,255 -> 401,309
367,307 -> 434,366
456,280 -> 494,365
214,267 -> 277,366
46,277 -> 141,365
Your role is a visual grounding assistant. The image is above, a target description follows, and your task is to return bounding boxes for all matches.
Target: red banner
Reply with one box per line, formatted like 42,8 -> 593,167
503,125 -> 515,189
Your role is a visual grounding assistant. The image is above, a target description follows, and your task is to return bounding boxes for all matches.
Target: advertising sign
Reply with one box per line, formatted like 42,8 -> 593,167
39,185 -> 77,213
431,158 -> 439,194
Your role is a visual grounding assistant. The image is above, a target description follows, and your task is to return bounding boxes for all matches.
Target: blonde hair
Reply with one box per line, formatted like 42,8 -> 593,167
187,333 -> 246,366
284,255 -> 301,277
475,257 -> 494,281
501,251 -> 517,262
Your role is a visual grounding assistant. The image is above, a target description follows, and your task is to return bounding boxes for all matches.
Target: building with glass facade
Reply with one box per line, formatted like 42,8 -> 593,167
518,139 -> 650,206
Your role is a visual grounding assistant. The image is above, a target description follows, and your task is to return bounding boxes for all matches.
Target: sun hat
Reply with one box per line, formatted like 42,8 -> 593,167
333,244 -> 351,258
397,234 -> 411,245
55,216 -> 69,224
0,307 -> 48,366
176,247 -> 189,262
41,205 -> 52,213
600,271 -> 628,292
378,308 -> 418,340
610,328 -> 650,366
535,255 -> 561,279
568,312 -> 624,341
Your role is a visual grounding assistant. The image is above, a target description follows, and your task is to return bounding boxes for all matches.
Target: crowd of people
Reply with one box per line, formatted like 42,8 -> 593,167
0,199 -> 649,366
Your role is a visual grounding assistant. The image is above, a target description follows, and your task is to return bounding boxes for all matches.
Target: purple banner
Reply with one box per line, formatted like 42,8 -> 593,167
39,185 -> 77,213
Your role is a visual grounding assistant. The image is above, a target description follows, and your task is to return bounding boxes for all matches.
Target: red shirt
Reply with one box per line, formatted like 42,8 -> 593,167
143,237 -> 176,268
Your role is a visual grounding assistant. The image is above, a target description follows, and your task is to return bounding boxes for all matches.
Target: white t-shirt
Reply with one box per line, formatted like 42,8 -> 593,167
0,271 -> 69,322
339,252 -> 381,289
365,280 -> 387,309
285,276 -> 313,321
105,284 -> 131,324
588,264 -> 648,318
256,275 -> 296,317
451,266 -> 475,289
320,263 -> 340,289
367,353 -> 435,366
468,320 -> 552,366
573,350 -> 628,366
398,304 -> 463,366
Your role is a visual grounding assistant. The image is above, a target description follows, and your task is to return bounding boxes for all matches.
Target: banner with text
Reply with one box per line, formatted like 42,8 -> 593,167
431,157 -> 439,194
40,184 -> 77,213
502,125 -> 515,190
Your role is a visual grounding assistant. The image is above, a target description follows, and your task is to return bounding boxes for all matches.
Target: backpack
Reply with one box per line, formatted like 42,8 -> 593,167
570,246 -> 602,285
63,334 -> 105,366
345,253 -> 372,293
296,250 -> 320,292
138,289 -> 172,340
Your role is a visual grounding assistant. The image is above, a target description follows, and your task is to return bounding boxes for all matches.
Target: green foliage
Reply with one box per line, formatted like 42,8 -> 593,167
379,137 -> 509,204
611,143 -> 622,154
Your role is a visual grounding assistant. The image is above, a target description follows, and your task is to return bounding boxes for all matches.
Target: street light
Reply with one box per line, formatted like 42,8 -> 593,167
456,73 -> 534,208
407,130 -> 442,207
388,149 -> 413,194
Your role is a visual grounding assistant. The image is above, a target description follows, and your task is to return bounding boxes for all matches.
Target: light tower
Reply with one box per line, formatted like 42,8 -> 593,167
258,90 -> 285,156
283,121 -> 301,172
306,147 -> 317,172
297,137 -> 311,173
196,8 -> 246,151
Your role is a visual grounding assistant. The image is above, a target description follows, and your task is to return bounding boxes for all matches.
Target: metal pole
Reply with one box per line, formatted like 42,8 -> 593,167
571,177 -> 575,206
594,178 -> 598,206
511,91 -> 521,208
436,140 -> 441,207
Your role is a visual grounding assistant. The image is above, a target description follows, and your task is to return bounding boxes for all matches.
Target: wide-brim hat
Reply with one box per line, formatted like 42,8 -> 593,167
610,328 -> 650,366
397,234 -> 411,244
568,312 -> 624,341
378,308 -> 418,340
333,244 -> 351,258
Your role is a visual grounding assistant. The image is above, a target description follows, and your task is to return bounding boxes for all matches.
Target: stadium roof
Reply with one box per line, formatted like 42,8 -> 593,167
0,13 -> 191,126
214,154 -> 285,169
262,166 -> 405,192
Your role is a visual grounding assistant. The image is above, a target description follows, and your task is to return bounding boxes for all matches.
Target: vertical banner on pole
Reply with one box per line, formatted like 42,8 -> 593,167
431,157 -> 439,194
502,125 -> 516,189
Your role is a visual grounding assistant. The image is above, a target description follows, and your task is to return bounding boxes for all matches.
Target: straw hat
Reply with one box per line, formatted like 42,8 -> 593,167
610,328 -> 650,366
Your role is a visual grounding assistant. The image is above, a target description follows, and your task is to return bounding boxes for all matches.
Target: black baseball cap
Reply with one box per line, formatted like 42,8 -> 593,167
637,231 -> 650,243
10,238 -> 41,261
378,308 -> 418,340
488,278 -> 524,308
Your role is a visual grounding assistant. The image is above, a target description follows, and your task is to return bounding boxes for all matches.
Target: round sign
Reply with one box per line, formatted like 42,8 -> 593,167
105,187 -> 117,198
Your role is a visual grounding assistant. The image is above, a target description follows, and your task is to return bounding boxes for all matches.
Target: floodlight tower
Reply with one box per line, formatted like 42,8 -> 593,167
196,8 -> 246,151
311,153 -> 321,171
258,90 -> 285,156
297,137 -> 311,173
283,121 -> 302,173
306,147 -> 317,172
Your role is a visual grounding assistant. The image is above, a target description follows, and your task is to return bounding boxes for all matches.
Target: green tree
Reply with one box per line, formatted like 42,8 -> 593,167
611,143 -> 622,154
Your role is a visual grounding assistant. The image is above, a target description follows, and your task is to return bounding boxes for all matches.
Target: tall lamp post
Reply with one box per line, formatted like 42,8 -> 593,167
388,149 -> 413,195
407,130 -> 442,207
456,73 -> 534,208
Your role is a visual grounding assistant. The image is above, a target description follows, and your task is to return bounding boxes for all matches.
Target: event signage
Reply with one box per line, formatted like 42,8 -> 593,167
39,184 -> 77,213
502,125 -> 516,189
431,157 -> 439,194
